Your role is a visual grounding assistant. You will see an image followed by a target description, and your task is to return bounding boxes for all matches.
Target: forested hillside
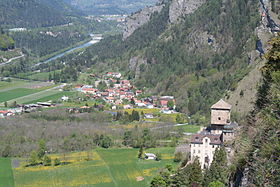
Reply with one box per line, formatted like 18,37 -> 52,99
53,0 -> 259,119
230,33 -> 280,187
0,0 -> 78,28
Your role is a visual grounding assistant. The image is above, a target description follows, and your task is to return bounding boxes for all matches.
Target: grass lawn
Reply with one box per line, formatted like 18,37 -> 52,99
13,148 -> 176,187
0,88 -> 39,103
0,158 -> 14,187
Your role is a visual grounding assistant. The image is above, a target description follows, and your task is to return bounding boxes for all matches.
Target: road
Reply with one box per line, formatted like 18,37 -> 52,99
0,54 -> 25,66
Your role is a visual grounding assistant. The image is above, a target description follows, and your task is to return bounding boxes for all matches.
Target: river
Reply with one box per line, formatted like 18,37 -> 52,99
35,35 -> 103,66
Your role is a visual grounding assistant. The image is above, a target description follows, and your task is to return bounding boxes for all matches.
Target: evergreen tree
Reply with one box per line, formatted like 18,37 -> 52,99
138,146 -> 144,159
37,139 -> 46,160
203,147 -> 228,186
171,158 -> 203,186
151,175 -> 167,187
43,155 -> 51,166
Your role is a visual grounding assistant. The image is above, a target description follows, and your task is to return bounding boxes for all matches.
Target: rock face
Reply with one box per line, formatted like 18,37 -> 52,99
129,56 -> 147,79
123,4 -> 164,39
169,0 -> 207,23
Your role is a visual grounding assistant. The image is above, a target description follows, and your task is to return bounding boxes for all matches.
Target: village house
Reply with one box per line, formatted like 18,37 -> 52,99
190,99 -> 237,169
159,96 -> 176,109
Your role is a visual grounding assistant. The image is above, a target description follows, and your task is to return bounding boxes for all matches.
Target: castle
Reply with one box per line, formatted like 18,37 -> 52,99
190,99 -> 238,169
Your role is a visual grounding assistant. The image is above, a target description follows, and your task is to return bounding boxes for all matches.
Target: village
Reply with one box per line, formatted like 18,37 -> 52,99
0,72 -> 177,119
74,72 -> 177,115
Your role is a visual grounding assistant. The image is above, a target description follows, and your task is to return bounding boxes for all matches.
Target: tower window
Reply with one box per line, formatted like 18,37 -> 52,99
218,117 -> 221,120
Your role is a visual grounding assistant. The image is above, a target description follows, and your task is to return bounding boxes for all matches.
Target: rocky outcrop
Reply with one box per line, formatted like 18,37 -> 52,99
123,4 -> 164,40
129,56 -> 147,79
169,0 -> 207,23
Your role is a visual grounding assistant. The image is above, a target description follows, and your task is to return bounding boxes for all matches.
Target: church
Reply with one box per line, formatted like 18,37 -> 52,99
190,99 -> 238,169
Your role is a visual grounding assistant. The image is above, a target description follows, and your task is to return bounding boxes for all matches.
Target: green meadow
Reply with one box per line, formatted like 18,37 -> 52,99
0,88 -> 39,103
0,158 -> 14,187
13,148 -> 176,187
175,124 -> 201,133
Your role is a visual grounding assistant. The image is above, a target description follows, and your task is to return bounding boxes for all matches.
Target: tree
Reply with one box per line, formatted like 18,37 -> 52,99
203,147 -> 228,186
54,158 -> 61,166
29,151 -> 38,166
167,100 -> 174,109
138,146 -> 144,159
174,152 -> 183,162
4,101 -> 7,108
171,157 -> 203,186
156,153 -> 162,161
209,181 -> 225,187
37,139 -> 46,160
100,136 -> 112,148
43,155 -> 51,166
151,175 -> 167,187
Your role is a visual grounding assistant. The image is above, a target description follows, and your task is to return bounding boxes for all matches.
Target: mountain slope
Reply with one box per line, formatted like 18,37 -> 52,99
0,0 -> 79,28
230,33 -> 280,187
62,0 -> 259,117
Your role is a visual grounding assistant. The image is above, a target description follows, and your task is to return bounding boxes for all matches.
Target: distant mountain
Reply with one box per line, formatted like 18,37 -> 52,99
64,0 -> 158,15
0,0 -> 82,28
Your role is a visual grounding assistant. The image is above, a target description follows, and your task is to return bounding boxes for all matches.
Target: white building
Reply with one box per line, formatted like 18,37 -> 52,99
144,153 -> 156,160
190,133 -> 221,169
190,99 -> 236,169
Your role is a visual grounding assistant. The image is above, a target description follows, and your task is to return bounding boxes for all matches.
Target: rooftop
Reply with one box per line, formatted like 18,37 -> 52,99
211,99 -> 232,110
191,133 -> 222,145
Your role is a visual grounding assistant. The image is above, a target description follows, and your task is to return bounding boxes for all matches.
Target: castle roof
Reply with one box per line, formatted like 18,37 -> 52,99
191,133 -> 222,145
211,99 -> 232,110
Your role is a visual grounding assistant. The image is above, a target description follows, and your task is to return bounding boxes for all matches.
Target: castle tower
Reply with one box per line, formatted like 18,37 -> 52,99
210,99 -> 231,134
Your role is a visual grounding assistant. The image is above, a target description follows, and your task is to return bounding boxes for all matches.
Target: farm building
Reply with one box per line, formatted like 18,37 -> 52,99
144,153 -> 156,160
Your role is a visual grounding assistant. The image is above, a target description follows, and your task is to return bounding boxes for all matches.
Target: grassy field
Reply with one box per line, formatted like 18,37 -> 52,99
13,148 -> 176,187
0,88 -> 39,103
0,158 -> 14,187
0,79 -> 29,91
175,124 -> 201,133
23,92 -> 74,104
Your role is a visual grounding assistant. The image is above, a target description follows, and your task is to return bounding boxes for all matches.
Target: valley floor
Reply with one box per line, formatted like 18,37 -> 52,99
3,148 -> 176,187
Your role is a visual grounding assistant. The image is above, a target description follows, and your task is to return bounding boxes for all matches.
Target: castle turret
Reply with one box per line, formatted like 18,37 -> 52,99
210,99 -> 231,134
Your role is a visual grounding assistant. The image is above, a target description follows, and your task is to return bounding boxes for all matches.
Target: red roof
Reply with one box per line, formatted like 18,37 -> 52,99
82,88 -> 95,92
75,84 -> 83,88
101,92 -> 109,96
160,100 -> 168,106
106,97 -> 114,100
0,110 -> 9,114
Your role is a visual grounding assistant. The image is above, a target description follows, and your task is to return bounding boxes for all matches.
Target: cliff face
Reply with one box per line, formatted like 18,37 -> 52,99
123,0 -> 208,39
169,0 -> 207,23
123,4 -> 164,39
